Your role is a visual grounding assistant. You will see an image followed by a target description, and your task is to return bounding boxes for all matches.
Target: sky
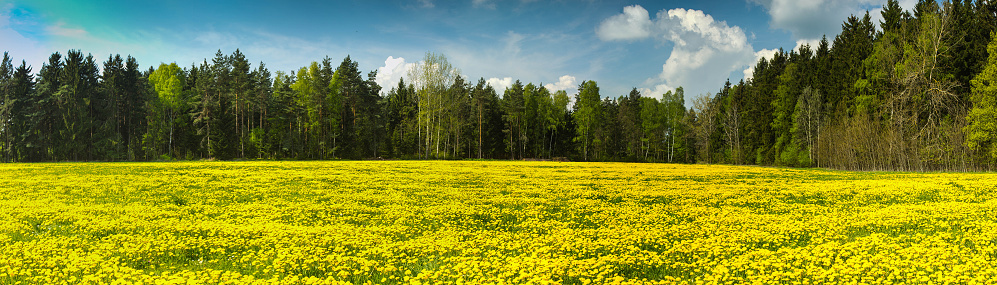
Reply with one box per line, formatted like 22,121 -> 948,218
0,0 -> 918,104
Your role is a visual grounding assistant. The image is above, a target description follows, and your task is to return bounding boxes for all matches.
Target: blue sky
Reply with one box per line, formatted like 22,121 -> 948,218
0,0 -> 915,102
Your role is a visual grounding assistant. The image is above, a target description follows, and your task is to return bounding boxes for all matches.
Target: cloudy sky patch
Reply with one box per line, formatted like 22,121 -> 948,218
1,0 -> 915,104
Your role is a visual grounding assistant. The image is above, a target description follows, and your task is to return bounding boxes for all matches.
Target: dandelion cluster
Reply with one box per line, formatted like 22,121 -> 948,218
1,161 -> 995,284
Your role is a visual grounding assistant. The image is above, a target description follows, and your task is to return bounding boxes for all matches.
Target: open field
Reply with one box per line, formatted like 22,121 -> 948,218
1,161 -> 997,284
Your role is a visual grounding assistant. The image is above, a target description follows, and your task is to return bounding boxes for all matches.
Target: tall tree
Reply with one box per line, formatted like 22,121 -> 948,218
246,61 -> 272,159
573,80 -> 600,161
122,56 -> 148,160
264,70 -> 296,158
894,4 -> 961,170
384,78 -> 419,158
966,32 -> 997,164
407,52 -> 459,159
55,50 -> 101,161
24,52 -> 66,161
547,89 -> 570,158
744,50 -> 786,164
148,62 -> 186,158
209,50 -> 235,159
829,13 -> 876,118
471,78 -> 488,158
793,86 -> 823,166
6,61 -> 33,162
0,53 -> 12,162
467,78 -> 506,159
880,0 -> 908,34
229,49 -> 251,158
663,87 -> 685,162
335,56 -> 379,159
292,62 -> 326,159
720,80 -> 745,164
502,80 -> 525,159
771,63 -> 802,166
617,88 -> 642,160
98,55 -> 128,160
692,93 -> 719,163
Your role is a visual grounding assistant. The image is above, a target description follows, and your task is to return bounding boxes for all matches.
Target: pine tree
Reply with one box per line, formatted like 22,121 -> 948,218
0,53 -> 12,162
7,61 -> 33,162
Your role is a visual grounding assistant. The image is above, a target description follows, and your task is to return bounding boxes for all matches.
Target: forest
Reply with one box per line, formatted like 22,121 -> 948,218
0,0 -> 995,171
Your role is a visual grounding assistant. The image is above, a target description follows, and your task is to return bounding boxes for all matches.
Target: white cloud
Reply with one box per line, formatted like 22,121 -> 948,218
375,56 -> 417,93
742,48 -> 780,81
45,21 -> 88,39
596,5 -> 653,41
194,31 -> 240,47
418,0 -> 435,8
639,83 -> 675,99
898,0 -> 917,11
793,39 -> 821,52
486,77 -> 513,94
472,0 -> 496,9
504,31 -> 524,55
544,75 -> 577,95
599,6 -> 759,101
661,9 -> 750,52
749,0 -> 892,41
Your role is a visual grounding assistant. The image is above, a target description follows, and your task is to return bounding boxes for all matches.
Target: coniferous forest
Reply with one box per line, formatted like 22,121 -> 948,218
1,0 -> 996,171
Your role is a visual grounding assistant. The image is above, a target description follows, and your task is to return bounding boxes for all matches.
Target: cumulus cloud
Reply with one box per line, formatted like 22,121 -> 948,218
639,83 -> 676,99
750,0 -> 917,44
596,5 -> 653,41
544,75 -> 577,95
742,48 -> 780,81
486,77 -> 514,94
750,0 -> 872,40
376,56 -> 416,93
598,5 -> 760,100
793,38 -> 823,52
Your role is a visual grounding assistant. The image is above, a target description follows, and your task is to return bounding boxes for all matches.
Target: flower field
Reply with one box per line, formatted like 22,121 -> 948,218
1,161 -> 997,284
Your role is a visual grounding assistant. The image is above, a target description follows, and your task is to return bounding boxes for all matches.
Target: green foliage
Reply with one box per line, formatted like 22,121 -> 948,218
966,32 -> 997,161
771,63 -> 800,165
502,80 -> 525,159
573,80 -> 600,161
0,52 -> 13,162
880,0 -> 908,33
407,52 -> 460,159
6,60 -> 34,162
792,86 -> 822,166
384,78 -> 420,158
149,63 -> 185,110
334,56 -> 381,159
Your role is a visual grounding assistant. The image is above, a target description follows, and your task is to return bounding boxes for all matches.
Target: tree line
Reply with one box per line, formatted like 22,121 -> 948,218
0,0 -> 996,171
0,47 -> 692,163
691,0 -> 997,171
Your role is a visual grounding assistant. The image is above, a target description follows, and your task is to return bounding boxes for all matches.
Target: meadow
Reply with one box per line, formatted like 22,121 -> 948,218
1,161 -> 996,284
